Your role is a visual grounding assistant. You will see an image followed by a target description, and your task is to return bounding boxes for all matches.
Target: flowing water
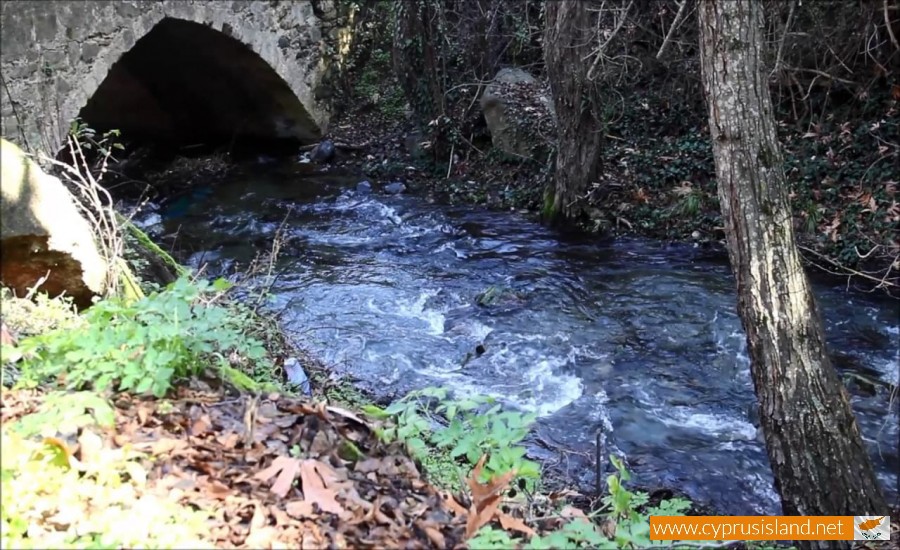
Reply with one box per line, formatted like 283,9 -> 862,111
135,160 -> 899,514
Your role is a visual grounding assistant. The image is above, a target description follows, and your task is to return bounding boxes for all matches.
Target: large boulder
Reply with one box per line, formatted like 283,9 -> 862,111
0,139 -> 108,308
479,68 -> 556,160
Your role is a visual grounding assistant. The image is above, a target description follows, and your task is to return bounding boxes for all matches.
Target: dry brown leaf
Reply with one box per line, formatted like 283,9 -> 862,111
423,524 -> 446,547
498,512 -> 536,536
464,455 -> 518,539
255,456 -> 302,498
442,492 -> 468,517
299,459 -> 348,518
191,414 -> 212,436
137,404 -> 151,425
285,500 -> 316,519
560,505 -> 588,519
149,437 -> 188,456
325,405 -> 369,426
205,480 -> 233,499
217,432 -> 241,449
467,455 -> 516,504
465,492 -> 502,539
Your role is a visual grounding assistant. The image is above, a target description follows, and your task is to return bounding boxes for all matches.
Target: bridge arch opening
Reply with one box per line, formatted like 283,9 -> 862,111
75,17 -> 320,159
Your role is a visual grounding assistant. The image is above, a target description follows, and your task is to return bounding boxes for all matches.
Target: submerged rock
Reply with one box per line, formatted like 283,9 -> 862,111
475,285 -> 524,308
0,138 -> 108,308
309,139 -> 335,163
384,181 -> 406,195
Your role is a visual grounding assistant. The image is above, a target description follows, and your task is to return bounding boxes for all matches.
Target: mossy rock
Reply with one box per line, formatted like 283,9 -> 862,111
475,285 -> 525,308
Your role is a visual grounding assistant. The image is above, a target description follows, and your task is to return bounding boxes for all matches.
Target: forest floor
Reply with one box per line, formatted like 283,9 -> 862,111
0,282 -> 604,549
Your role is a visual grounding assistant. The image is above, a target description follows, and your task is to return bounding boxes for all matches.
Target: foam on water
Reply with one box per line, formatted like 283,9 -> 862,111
395,289 -> 447,335
656,407 -> 758,441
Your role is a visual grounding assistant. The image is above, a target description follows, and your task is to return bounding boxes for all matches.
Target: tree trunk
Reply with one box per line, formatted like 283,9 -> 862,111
698,0 -> 887,535
543,0 -> 603,222
392,0 -> 450,160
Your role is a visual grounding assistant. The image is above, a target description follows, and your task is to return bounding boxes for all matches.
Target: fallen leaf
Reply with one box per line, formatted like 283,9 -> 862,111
442,492 -> 468,516
467,455 -> 516,504
326,405 -> 369,426
423,524 -> 446,547
465,492 -> 502,539
206,480 -> 233,499
285,500 -> 315,519
464,455 -> 516,539
191,414 -> 212,436
137,404 -> 151,425
255,456 -> 302,498
299,459 -> 348,518
217,432 -> 241,449
560,505 -> 588,519
151,437 -> 188,456
498,512 -> 536,536
0,322 -> 16,347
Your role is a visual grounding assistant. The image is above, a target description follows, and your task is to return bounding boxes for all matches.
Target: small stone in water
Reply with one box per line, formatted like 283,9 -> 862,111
384,181 -> 406,194
357,180 -> 372,194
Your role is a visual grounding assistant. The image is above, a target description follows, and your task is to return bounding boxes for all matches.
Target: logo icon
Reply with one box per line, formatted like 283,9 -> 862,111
853,516 -> 890,541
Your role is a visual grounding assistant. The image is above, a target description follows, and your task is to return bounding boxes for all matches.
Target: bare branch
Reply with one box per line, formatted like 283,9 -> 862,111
656,0 -> 690,59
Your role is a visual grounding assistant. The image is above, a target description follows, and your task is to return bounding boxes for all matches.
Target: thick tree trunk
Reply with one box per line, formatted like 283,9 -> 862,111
543,0 -> 603,222
698,0 -> 887,534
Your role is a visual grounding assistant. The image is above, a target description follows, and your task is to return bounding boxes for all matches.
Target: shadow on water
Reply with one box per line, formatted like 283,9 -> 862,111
135,159 -> 899,514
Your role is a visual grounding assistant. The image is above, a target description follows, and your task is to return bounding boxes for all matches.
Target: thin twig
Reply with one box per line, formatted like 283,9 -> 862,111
885,0 -> 899,51
656,0 -> 690,60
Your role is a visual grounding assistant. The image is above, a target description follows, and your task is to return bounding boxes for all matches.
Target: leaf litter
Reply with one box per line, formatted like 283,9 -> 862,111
2,385 -> 559,549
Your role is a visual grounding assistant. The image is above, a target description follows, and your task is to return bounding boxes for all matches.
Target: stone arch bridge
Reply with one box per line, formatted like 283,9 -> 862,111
0,0 -> 350,157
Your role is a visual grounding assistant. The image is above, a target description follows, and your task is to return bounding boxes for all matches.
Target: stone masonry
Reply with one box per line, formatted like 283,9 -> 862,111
0,0 -> 348,156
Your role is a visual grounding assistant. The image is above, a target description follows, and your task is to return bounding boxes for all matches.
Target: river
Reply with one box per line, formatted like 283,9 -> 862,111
133,159 -> 899,514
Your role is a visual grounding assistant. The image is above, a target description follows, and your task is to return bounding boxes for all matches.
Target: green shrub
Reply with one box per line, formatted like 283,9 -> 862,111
14,276 -> 271,397
364,387 -> 541,489
468,454 -> 692,549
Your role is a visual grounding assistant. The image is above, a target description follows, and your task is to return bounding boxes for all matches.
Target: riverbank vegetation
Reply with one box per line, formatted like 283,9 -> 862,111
1,281 -> 697,548
2,0 -> 898,547
1,135 -> 699,548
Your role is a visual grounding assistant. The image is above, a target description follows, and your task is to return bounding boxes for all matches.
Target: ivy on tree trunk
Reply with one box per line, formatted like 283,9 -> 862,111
698,0 -> 887,541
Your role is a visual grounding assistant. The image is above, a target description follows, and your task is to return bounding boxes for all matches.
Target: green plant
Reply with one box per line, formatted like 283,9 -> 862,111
602,455 -> 692,548
364,387 -> 541,489
14,276 -> 272,398
68,118 -> 124,161
10,391 -> 115,439
469,455 -> 692,549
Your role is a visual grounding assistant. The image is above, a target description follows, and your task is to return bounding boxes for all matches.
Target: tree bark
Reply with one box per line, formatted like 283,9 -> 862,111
698,0 -> 887,535
543,0 -> 603,222
392,0 -> 450,160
